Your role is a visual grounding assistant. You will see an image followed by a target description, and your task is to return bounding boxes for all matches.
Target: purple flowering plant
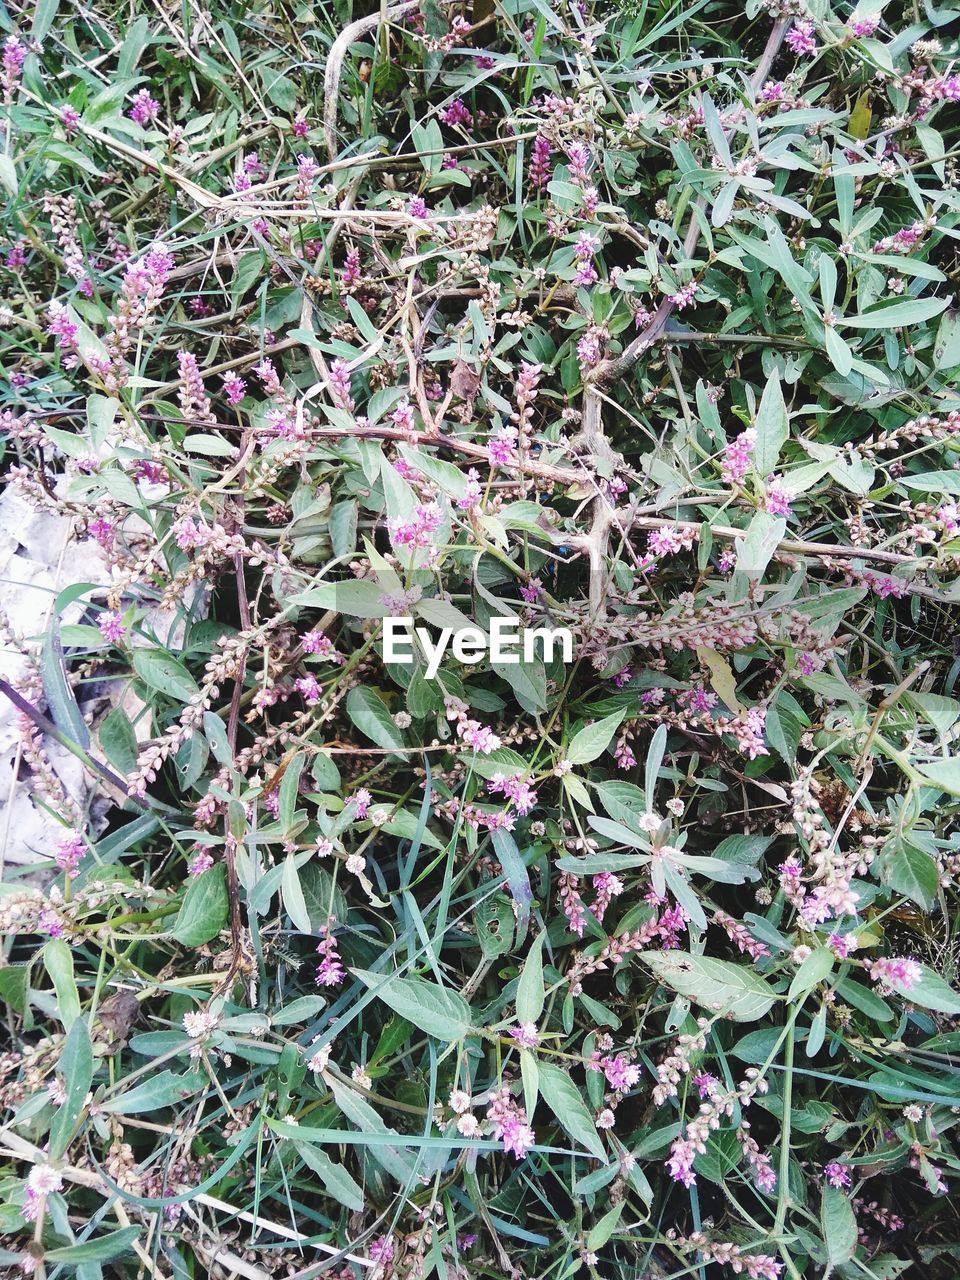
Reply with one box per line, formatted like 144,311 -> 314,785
1,2 -> 960,1279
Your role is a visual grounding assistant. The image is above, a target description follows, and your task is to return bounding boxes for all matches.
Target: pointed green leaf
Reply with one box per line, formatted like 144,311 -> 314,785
352,968 -> 472,1041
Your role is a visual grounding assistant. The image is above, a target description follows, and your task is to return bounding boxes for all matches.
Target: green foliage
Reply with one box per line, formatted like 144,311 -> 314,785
2,0 -> 960,1278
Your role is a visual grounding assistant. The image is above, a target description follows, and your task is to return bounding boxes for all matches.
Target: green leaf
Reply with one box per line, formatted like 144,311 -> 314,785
490,827 -> 533,939
566,709 -> 627,765
325,1077 -> 418,1183
282,854 -> 313,933
50,1017 -> 93,1157
906,692 -> 960,733
917,757 -> 960,796
44,938 -> 81,1029
644,723 -> 667,800
586,1201 -> 624,1251
594,781 -> 647,826
0,965 -> 28,1013
132,649 -> 199,702
885,844 -> 939,911
172,864 -> 229,947
100,1070 -> 205,1114
516,930 -> 546,1024
900,472 -> 960,496
735,512 -> 786,577
298,862 -> 347,931
822,1186 -> 857,1266
753,369 -> 789,476
45,1227 -> 141,1264
279,753 -> 305,830
0,155 -> 17,199
824,324 -> 854,376
788,948 -> 834,1001
836,977 -> 893,1022
538,1061 -> 606,1160
45,140 -> 105,177
31,0 -> 61,40
896,966 -> 960,1015
99,705 -> 138,775
43,625 -> 90,749
934,308 -> 960,370
843,294 -> 950,330
345,686 -> 405,751
639,952 -> 776,1022
294,1143 -> 364,1210
352,968 -> 472,1041
329,500 -> 358,558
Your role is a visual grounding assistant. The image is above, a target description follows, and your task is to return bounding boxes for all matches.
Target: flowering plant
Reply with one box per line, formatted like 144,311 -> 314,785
1,1 -> 960,1278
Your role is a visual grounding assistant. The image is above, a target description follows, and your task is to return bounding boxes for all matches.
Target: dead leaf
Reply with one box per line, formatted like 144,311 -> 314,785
696,646 -> 744,714
449,360 -> 480,404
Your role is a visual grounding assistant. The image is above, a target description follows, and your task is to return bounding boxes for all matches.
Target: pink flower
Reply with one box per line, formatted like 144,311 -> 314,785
295,674 -> 322,705
460,720 -> 501,754
528,134 -> 552,190
389,502 -> 443,549
329,358 -> 354,412
577,326 -> 604,366
440,99 -> 472,129
828,932 -> 852,959
46,302 -> 79,351
721,428 -> 756,485
128,88 -> 160,125
177,351 -> 215,424
88,517 -> 115,549
657,902 -> 688,949
786,19 -> 817,55
97,612 -> 126,643
222,372 -> 246,406
667,1135 -> 698,1187
60,105 -> 81,135
2,36 -> 27,100
825,1161 -> 851,1188
566,143 -> 590,184
765,475 -> 792,518
668,281 -> 698,309
302,629 -> 342,662
55,830 -> 86,877
694,1072 -> 718,1099
315,923 -> 345,987
188,850 -> 214,876
558,872 -> 587,936
848,16 -> 878,36
368,1236 -> 394,1266
486,1088 -> 535,1159
347,788 -> 372,819
601,1053 -> 642,1093
295,154 -> 319,199
731,706 -> 768,759
457,469 -> 483,510
509,1022 -> 540,1049
488,426 -> 518,467
868,955 -> 922,992
390,399 -> 415,432
487,771 -> 538,814
341,247 -> 361,288
648,525 -> 696,556
23,1165 -> 63,1223
409,195 -> 429,219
